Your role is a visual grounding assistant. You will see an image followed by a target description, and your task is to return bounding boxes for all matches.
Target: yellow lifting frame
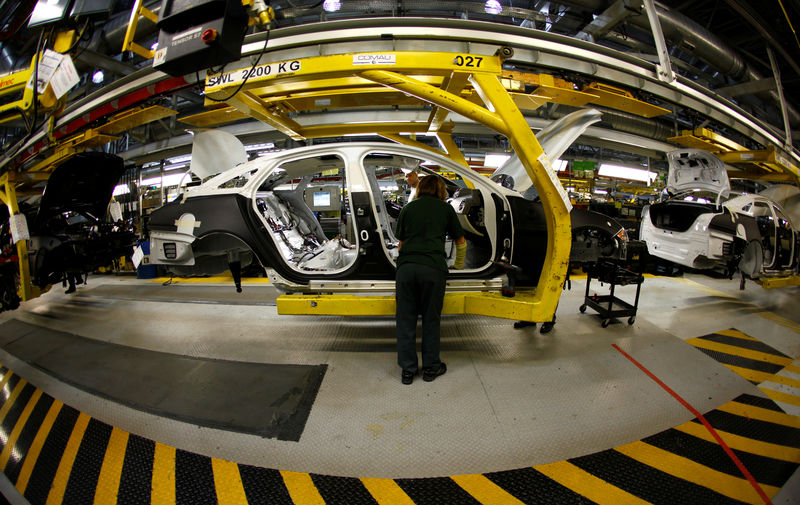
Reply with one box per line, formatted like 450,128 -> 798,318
204,51 -> 571,322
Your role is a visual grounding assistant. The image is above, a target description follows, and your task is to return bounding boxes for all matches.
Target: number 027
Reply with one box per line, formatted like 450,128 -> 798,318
453,55 -> 483,67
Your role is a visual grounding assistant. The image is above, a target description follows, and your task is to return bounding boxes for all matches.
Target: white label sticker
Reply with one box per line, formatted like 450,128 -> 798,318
108,202 -> 123,222
153,48 -> 167,66
49,53 -> 79,99
206,60 -> 302,89
352,54 -> 397,65
9,213 -> 29,243
26,49 -> 61,94
538,153 -> 572,212
175,213 -> 201,235
131,245 -> 144,269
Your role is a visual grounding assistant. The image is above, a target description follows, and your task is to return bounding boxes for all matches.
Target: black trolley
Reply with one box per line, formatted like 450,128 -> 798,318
579,260 -> 644,327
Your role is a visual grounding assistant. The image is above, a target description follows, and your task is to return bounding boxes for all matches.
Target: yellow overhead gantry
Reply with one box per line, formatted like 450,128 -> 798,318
202,50 -> 573,322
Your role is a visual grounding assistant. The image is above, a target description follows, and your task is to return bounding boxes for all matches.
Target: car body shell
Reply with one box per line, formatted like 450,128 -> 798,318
147,142 -> 628,292
639,150 -> 799,277
0,152 -> 137,312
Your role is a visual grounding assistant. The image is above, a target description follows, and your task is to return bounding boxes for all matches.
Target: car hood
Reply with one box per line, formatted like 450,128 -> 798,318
490,108 -> 602,196
666,149 -> 730,199
37,152 -> 125,223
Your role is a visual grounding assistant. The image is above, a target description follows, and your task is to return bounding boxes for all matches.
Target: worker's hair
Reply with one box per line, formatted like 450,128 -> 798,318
417,175 -> 447,200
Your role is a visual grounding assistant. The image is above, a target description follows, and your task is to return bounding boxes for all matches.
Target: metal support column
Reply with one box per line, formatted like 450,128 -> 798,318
642,0 -> 675,83
767,47 -> 793,150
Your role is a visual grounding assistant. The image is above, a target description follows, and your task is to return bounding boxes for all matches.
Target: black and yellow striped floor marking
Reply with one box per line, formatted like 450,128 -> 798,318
687,325 -> 800,414
0,362 -> 798,504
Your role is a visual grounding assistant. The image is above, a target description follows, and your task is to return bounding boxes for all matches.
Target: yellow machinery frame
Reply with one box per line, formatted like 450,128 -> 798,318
204,50 -> 573,322
0,172 -> 49,302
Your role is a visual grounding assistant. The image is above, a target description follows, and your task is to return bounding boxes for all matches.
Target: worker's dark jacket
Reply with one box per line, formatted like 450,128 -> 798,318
394,194 -> 464,273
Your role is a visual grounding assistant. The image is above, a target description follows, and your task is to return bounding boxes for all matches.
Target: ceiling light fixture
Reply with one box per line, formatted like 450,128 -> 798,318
485,0 -> 502,15
323,0 -> 341,12
598,163 -> 657,185
483,153 -> 510,168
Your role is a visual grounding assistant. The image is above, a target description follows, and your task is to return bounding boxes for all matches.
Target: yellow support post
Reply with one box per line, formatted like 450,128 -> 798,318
0,173 -> 36,302
122,0 -> 157,59
470,72 -> 572,320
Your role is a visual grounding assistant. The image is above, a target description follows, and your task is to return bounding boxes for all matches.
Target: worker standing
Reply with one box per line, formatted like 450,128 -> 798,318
405,170 -> 420,202
394,175 -> 466,384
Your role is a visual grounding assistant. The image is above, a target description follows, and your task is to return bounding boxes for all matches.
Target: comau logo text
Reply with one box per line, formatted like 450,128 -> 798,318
353,54 -> 396,65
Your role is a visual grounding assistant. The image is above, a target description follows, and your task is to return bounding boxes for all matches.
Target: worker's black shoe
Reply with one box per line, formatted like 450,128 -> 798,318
423,362 -> 447,382
401,370 -> 416,385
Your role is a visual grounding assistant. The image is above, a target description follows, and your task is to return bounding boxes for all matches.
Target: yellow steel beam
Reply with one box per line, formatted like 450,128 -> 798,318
428,71 -> 471,131
205,52 -> 502,97
0,62 -> 35,125
226,91 -> 305,140
534,74 -> 596,107
670,128 -> 749,152
303,122 -> 429,138
96,105 -> 178,135
755,276 -> 800,289
358,70 -> 508,133
582,82 -> 670,118
471,72 -> 571,320
0,173 -> 36,302
378,133 -> 448,157
237,75 -> 445,102
435,130 -> 470,167
509,92 -> 550,111
26,129 -> 117,173
122,0 -> 156,59
277,290 -> 548,321
178,107 -> 249,127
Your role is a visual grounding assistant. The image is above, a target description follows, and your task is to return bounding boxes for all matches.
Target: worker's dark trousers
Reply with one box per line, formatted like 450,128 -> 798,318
395,262 -> 447,373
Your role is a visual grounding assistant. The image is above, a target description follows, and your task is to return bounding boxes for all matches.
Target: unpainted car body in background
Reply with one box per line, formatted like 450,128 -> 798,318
639,149 -> 799,279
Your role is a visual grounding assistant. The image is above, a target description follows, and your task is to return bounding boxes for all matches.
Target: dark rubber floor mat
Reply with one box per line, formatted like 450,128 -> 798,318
0,319 -> 325,442
78,283 -> 279,306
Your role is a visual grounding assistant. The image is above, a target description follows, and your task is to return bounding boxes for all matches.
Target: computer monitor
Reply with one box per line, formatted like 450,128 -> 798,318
305,186 -> 339,212
27,0 -> 74,29
70,0 -> 116,19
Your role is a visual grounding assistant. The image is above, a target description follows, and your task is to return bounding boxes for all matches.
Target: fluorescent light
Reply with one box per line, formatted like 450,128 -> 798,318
483,153 -> 510,168
245,142 -> 275,151
92,70 -> 104,84
167,154 -> 192,164
323,0 -> 341,12
112,184 -> 129,196
552,159 -> 568,172
594,188 -> 607,195
598,163 -> 657,184
485,0 -> 502,14
141,173 -> 189,188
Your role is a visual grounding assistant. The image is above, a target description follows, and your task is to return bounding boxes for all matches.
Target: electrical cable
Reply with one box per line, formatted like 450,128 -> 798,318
57,18 -> 91,54
3,29 -> 44,162
203,27 -> 270,103
777,0 -> 800,51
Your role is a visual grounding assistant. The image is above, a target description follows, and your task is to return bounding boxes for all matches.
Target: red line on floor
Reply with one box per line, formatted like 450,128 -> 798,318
612,343 -> 774,505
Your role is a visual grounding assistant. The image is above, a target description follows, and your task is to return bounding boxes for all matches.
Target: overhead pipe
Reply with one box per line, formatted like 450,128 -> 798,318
625,2 -> 800,127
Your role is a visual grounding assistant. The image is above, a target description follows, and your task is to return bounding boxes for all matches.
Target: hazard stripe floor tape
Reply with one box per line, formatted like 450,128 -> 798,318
0,325 -> 798,504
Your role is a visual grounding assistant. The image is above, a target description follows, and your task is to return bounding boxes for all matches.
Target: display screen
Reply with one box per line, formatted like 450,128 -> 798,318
28,0 -> 73,28
70,0 -> 116,18
313,192 -> 331,208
